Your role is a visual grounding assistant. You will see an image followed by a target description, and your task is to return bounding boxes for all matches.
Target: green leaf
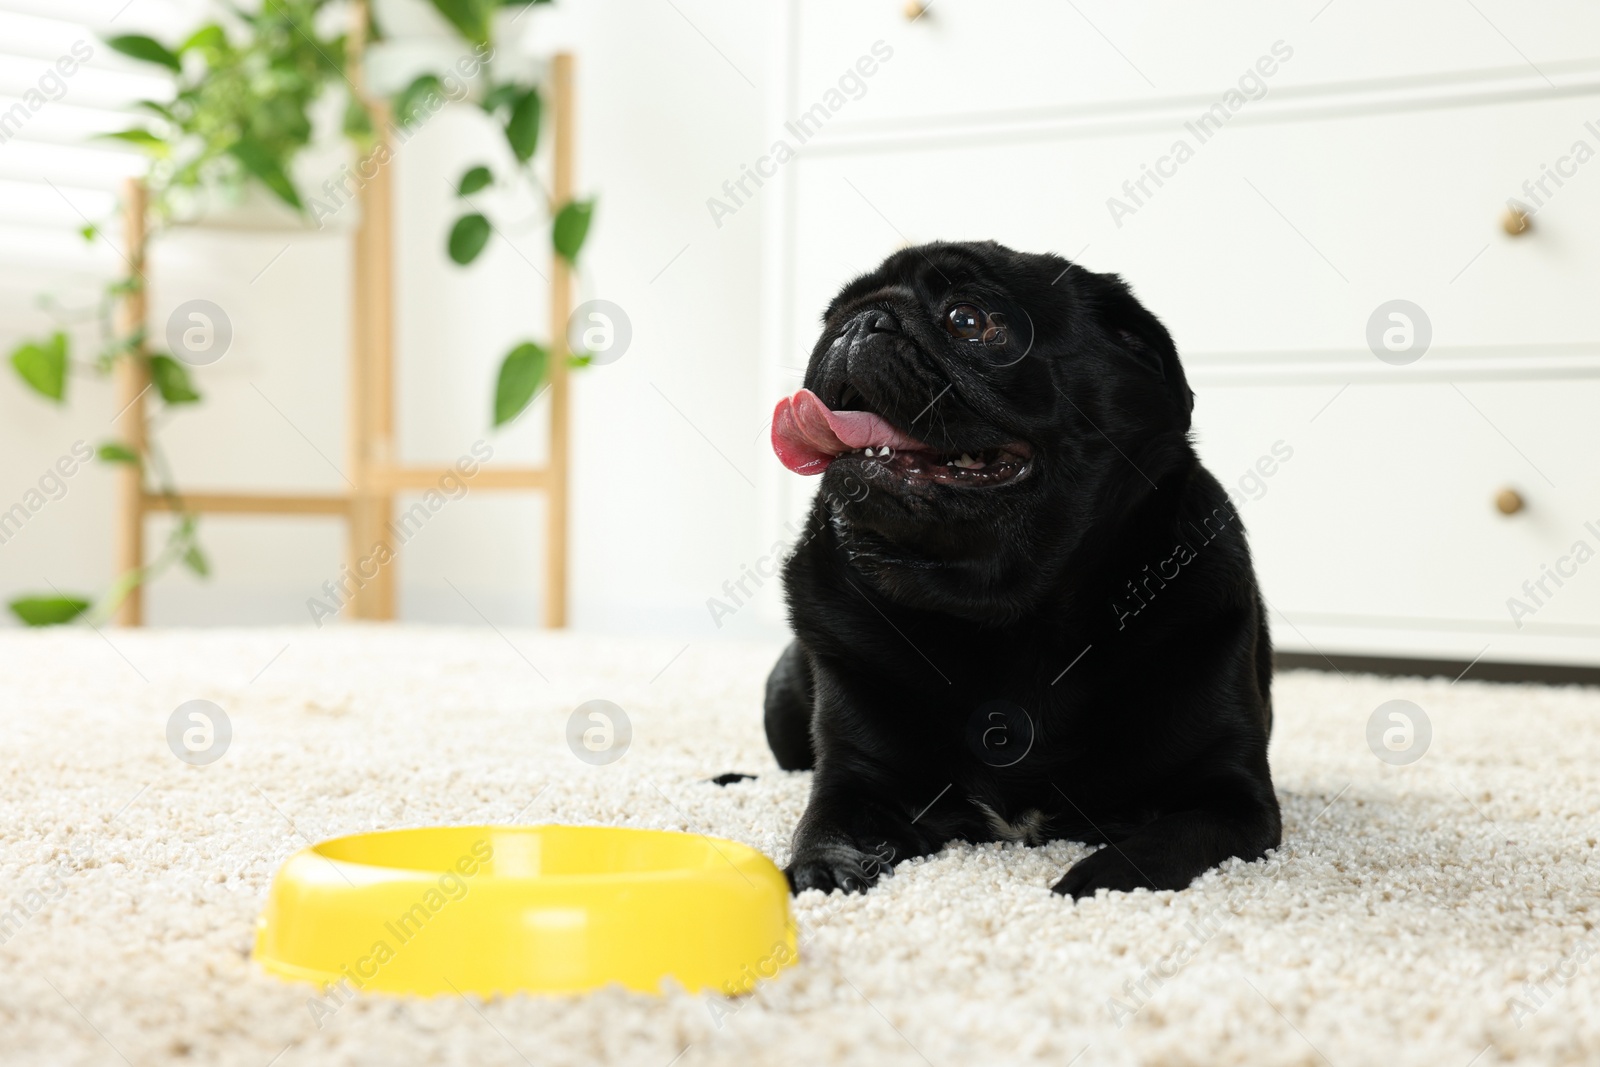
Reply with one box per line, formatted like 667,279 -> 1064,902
99,128 -> 168,155
456,165 -> 493,196
552,198 -> 594,265
493,341 -> 547,426
313,32 -> 349,76
10,333 -> 68,401
426,0 -> 496,45
393,74 -> 444,128
448,213 -> 492,265
182,543 -> 210,578
79,223 -> 98,243
106,34 -> 181,73
505,88 -> 541,162
8,596 -> 91,627
134,99 -> 177,121
97,442 -> 140,464
481,83 -> 520,115
342,93 -> 374,146
148,354 -> 201,405
179,24 -> 227,55
228,138 -> 302,210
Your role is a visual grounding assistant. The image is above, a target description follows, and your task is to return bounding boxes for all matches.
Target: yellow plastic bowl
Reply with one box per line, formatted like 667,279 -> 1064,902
254,825 -> 796,996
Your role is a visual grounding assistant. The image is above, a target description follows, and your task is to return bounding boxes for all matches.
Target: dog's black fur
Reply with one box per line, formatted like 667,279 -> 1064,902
765,241 -> 1280,899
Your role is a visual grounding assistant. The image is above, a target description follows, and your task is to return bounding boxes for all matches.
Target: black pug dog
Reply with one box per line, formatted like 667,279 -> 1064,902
765,240 -> 1280,899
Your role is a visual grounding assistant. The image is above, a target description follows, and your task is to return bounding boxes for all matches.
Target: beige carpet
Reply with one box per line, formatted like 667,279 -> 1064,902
1,626 -> 1597,1066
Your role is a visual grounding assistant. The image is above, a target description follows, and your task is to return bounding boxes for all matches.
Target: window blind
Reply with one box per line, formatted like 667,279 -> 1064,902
0,0 -> 190,337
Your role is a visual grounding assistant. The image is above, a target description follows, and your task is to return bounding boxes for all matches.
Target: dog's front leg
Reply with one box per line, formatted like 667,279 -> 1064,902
1051,774 -> 1281,899
785,764 -> 933,894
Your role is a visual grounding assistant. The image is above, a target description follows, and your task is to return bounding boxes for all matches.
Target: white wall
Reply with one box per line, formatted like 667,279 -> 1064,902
0,0 -> 791,639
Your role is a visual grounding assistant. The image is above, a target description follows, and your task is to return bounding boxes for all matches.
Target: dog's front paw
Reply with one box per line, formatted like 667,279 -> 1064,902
1051,845 -> 1160,900
785,840 -> 894,895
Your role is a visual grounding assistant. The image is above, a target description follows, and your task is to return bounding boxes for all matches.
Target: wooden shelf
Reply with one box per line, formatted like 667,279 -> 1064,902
143,492 -> 351,516
366,465 -> 550,491
113,21 -> 574,627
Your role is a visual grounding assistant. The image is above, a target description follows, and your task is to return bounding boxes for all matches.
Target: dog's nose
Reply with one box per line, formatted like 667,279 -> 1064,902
860,309 -> 899,334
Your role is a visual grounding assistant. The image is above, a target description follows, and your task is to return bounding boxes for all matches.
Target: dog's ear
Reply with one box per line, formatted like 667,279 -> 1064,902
1087,272 -> 1194,424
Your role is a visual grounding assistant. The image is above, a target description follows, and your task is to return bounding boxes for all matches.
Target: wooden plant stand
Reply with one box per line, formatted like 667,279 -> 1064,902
111,53 -> 575,628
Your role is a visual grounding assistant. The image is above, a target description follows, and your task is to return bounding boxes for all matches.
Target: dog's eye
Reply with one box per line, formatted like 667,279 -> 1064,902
946,304 -> 1010,348
945,304 -> 985,341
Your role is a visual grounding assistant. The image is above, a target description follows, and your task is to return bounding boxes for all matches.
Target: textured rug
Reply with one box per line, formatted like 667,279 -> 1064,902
1,626 -> 1597,1066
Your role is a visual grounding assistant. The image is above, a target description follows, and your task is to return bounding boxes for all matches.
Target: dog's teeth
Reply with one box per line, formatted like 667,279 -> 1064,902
953,453 -> 984,469
863,448 -> 873,457
878,446 -> 892,457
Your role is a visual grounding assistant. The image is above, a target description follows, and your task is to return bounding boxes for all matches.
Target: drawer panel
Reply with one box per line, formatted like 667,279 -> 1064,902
781,94 -> 1600,358
793,0 -> 1600,130
1191,379 -> 1600,640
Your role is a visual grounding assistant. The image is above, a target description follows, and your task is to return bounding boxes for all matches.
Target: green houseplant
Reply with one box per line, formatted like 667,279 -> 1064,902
5,0 -> 592,626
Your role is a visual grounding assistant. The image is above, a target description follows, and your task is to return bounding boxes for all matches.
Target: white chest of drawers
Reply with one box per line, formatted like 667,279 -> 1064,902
758,0 -> 1600,670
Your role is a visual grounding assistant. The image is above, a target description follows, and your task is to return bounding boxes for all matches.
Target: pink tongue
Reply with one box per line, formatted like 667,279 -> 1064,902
771,388 -> 927,475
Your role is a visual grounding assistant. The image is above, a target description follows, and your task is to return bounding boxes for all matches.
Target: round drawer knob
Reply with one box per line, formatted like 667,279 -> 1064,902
903,0 -> 928,19
1495,487 -> 1525,515
1501,205 -> 1532,236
